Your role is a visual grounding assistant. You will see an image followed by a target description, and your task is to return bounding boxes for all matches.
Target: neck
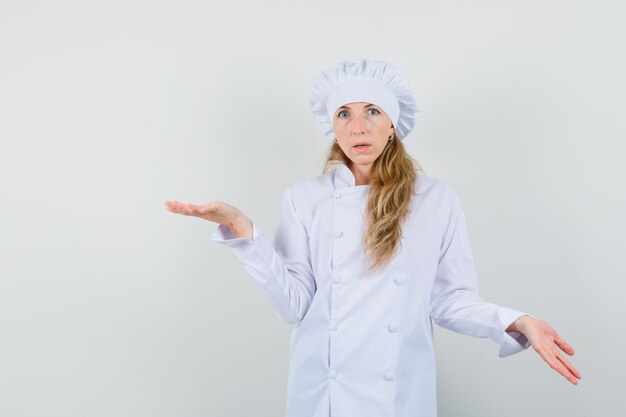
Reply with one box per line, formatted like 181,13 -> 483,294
350,163 -> 372,186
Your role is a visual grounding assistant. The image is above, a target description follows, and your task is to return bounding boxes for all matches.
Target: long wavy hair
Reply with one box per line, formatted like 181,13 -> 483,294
323,133 -> 425,276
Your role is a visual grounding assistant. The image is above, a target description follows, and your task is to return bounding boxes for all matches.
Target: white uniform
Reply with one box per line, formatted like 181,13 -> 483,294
212,163 -> 531,417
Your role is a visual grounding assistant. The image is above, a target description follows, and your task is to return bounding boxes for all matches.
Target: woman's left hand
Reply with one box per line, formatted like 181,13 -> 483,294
506,316 -> 582,385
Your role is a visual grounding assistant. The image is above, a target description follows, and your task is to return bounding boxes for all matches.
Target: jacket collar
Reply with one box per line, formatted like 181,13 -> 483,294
332,163 -> 370,191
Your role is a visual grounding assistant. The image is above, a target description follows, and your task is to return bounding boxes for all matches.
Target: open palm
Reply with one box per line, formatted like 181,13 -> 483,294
509,316 -> 582,385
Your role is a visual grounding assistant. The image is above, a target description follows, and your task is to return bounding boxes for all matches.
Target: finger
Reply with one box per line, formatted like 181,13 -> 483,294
190,202 -> 217,217
185,203 -> 198,216
193,203 -> 212,215
554,337 -> 575,356
186,204 -> 199,215
178,204 -> 191,214
170,201 -> 190,215
556,353 -> 582,380
548,356 -> 578,385
165,202 -> 179,212
536,344 -> 579,385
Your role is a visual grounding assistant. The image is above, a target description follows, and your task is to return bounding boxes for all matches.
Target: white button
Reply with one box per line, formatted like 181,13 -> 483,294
383,372 -> 394,381
329,369 -> 338,379
330,320 -> 339,330
333,191 -> 342,199
333,275 -> 343,284
333,231 -> 344,238
394,276 -> 406,285
388,323 -> 399,333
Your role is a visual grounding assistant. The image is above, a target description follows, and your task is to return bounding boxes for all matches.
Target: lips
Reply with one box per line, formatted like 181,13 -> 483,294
353,143 -> 371,153
353,142 -> 371,147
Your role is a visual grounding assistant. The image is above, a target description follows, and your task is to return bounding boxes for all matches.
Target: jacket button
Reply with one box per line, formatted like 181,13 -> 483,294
394,276 -> 406,285
333,191 -> 342,199
388,323 -> 399,333
333,231 -> 344,238
329,369 -> 338,379
383,372 -> 394,381
333,275 -> 343,284
329,320 -> 339,330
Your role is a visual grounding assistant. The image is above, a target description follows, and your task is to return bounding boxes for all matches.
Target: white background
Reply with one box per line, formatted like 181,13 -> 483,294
1,1 -> 623,416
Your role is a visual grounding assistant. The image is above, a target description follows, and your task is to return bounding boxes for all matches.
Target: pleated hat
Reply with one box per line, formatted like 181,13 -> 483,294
309,58 -> 420,141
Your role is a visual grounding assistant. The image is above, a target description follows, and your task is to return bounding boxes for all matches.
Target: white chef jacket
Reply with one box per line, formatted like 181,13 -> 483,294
211,162 -> 531,417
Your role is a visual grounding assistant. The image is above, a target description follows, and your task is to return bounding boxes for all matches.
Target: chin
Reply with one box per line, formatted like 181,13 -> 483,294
350,156 -> 375,164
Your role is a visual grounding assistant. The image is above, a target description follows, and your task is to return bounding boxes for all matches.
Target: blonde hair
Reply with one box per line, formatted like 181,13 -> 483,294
323,133 -> 425,276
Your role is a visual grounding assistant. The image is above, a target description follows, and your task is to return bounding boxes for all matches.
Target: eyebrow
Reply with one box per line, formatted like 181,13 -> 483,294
337,103 -> 377,111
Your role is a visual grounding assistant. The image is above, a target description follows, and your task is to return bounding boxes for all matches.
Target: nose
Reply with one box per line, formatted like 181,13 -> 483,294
351,113 -> 366,134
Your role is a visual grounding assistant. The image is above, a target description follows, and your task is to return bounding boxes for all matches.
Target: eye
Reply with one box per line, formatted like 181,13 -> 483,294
337,110 -> 349,119
368,108 -> 380,116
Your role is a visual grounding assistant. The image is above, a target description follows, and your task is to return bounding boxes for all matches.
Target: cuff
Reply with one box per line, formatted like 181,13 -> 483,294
497,307 -> 533,358
211,221 -> 264,260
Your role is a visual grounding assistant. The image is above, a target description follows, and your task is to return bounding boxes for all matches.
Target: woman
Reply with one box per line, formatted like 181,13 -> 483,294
164,58 -> 581,417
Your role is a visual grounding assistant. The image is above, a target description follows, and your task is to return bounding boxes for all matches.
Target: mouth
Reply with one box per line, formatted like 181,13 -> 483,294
353,142 -> 371,153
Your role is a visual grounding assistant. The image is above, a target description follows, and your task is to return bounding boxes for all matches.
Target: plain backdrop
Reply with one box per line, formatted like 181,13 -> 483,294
1,1 -> 624,416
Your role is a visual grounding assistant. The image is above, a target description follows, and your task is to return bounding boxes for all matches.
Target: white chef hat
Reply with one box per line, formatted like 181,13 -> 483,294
309,58 -> 420,141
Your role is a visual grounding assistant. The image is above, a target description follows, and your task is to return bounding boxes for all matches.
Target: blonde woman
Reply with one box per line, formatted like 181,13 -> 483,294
165,58 -> 581,417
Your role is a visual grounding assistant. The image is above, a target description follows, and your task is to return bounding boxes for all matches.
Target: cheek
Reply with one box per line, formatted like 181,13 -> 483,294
373,118 -> 390,130
333,121 -> 350,137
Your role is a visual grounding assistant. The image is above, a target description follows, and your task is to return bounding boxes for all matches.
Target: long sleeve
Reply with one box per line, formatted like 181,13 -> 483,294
429,190 -> 532,358
211,186 -> 317,324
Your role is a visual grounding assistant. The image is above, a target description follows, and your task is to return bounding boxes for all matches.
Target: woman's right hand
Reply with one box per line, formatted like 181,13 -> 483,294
164,200 -> 253,239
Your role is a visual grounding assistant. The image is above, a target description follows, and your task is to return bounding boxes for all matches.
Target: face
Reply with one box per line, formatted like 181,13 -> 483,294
332,102 -> 395,174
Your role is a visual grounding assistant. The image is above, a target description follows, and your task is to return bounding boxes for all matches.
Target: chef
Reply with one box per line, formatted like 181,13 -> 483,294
165,58 -> 581,417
